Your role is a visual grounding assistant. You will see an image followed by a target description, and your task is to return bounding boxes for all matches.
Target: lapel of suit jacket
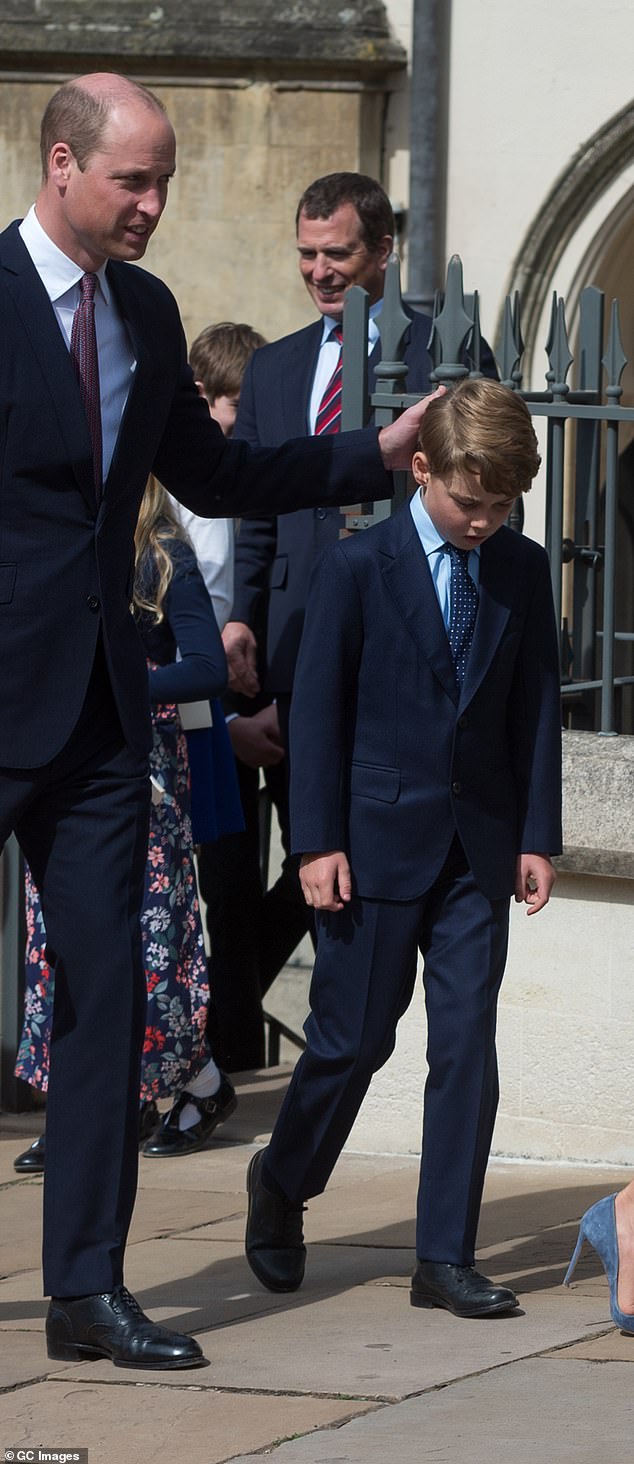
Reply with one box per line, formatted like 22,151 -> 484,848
0,222 -> 98,512
101,260 -> 157,502
379,502 -> 459,706
282,320 -> 323,437
459,526 -> 518,707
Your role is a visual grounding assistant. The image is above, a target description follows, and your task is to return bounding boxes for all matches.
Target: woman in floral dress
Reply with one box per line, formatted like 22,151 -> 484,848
15,479 -> 239,1167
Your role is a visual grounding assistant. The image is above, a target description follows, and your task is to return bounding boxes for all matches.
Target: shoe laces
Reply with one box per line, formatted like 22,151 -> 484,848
106,1285 -> 146,1319
280,1201 -> 306,1246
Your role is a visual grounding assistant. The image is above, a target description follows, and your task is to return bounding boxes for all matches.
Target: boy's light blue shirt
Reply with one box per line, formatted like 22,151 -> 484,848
409,487 -> 480,630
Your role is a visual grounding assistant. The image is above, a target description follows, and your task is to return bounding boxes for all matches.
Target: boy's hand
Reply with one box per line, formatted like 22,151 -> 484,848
514,854 -> 556,915
300,851 -> 352,912
377,386 -> 447,471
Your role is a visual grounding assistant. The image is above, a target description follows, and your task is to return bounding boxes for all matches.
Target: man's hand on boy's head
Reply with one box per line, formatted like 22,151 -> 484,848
377,386 -> 447,472
300,851 -> 352,912
514,854 -> 556,915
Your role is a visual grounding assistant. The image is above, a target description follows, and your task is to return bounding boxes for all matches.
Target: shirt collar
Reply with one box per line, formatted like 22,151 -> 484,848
19,204 -> 111,305
319,296 -> 383,348
410,487 -> 482,564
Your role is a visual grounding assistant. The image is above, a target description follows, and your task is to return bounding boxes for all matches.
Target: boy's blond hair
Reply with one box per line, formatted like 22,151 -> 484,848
417,378 -> 541,498
189,321 -> 266,403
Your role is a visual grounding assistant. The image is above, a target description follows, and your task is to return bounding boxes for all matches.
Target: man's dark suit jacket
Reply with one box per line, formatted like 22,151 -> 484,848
289,504 -> 563,902
232,309 -> 497,696
0,221 -> 392,770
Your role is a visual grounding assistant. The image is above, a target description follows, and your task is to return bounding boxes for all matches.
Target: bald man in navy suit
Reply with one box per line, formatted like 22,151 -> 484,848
1,79 -> 431,1370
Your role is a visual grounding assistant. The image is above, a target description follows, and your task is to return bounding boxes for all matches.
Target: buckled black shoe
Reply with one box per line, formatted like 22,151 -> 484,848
14,1133 -> 46,1174
410,1262 -> 519,1318
245,1148 -> 306,1292
46,1285 -> 206,1369
142,1076 -> 237,1156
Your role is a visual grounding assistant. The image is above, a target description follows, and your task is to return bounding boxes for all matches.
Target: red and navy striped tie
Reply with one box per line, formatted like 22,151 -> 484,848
314,324 -> 344,436
70,272 -> 103,500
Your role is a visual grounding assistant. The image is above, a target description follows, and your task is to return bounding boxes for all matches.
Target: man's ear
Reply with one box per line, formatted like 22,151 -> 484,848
378,234 -> 394,269
48,142 -> 74,187
411,450 -> 430,486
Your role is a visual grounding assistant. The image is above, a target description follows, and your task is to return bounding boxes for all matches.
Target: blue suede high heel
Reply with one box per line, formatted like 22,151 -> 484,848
564,1192 -> 634,1334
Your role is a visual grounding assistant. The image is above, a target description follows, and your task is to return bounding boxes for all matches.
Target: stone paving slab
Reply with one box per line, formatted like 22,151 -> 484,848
552,1328 -> 634,1361
226,1356 -> 634,1464
0,1379 -> 377,1464
0,1328 -> 57,1389
191,1284 -> 616,1400
0,1180 -> 43,1276
181,1165 -> 419,1250
0,1238 -> 416,1345
0,1181 -> 245,1277
23,1281 -> 616,1401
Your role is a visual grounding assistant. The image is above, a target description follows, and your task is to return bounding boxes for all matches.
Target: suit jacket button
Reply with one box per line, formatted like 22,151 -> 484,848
452,780 -> 462,795
316,508 -> 327,519
458,715 -> 468,728
86,594 -> 100,611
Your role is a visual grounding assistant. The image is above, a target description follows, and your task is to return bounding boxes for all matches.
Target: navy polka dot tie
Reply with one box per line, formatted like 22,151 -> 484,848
70,272 -> 102,500
446,544 -> 478,686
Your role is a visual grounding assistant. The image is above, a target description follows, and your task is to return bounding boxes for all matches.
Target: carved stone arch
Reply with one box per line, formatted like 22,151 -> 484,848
499,99 -> 634,360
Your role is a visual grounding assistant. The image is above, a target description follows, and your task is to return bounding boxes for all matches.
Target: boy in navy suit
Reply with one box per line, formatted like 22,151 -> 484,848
245,378 -> 563,1319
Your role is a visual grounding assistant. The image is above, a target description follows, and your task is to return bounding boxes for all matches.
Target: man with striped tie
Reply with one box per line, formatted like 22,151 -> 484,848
222,174 -> 496,999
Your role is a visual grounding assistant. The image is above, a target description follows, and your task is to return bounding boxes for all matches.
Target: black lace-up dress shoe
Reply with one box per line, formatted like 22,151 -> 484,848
411,1262 -> 519,1318
245,1148 -> 306,1292
46,1286 -> 207,1368
142,1075 -> 237,1156
14,1134 -> 46,1174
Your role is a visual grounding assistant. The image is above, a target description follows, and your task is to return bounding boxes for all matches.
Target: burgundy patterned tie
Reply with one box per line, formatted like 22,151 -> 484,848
70,273 -> 102,499
314,324 -> 343,435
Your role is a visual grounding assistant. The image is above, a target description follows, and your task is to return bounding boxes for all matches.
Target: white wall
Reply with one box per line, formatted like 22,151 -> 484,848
384,0 -> 634,361
347,871 -> 634,1166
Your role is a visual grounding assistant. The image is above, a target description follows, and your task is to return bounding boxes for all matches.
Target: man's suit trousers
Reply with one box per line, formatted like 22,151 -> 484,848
0,641 -> 150,1296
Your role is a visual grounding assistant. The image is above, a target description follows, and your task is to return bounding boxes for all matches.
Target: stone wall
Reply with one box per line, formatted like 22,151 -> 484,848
0,2 -> 405,343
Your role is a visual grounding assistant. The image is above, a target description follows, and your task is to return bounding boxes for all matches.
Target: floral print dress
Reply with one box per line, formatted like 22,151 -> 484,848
16,537 -> 229,1102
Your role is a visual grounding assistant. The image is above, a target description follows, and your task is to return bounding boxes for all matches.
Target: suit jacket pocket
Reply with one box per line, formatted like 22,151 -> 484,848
350,762 -> 400,803
270,554 -> 288,590
0,564 -> 17,603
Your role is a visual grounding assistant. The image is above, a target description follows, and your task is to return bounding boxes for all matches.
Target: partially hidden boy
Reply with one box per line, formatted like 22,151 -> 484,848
245,378 -> 563,1319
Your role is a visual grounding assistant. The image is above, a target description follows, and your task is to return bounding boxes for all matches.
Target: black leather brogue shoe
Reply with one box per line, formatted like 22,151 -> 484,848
142,1076 -> 237,1156
14,1134 -> 46,1174
411,1262 -> 519,1318
46,1286 -> 207,1369
245,1148 -> 306,1292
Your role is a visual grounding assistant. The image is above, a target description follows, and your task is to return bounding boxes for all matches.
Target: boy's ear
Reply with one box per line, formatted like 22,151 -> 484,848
412,450 -> 430,487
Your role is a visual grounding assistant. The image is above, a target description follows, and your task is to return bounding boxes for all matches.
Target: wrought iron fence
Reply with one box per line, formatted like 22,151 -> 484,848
339,254 -> 634,738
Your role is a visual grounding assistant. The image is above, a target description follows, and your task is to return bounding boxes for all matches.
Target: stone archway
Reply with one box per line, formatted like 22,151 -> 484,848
500,98 -> 634,362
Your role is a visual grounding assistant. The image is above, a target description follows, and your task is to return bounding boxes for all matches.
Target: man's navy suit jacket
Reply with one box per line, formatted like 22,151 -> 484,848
0,222 -> 391,769
289,503 -> 563,903
232,310 -> 497,695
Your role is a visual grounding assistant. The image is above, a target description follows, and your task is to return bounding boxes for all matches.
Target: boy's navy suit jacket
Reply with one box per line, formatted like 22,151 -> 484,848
289,501 -> 563,903
232,309 -> 497,695
0,221 -> 390,769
